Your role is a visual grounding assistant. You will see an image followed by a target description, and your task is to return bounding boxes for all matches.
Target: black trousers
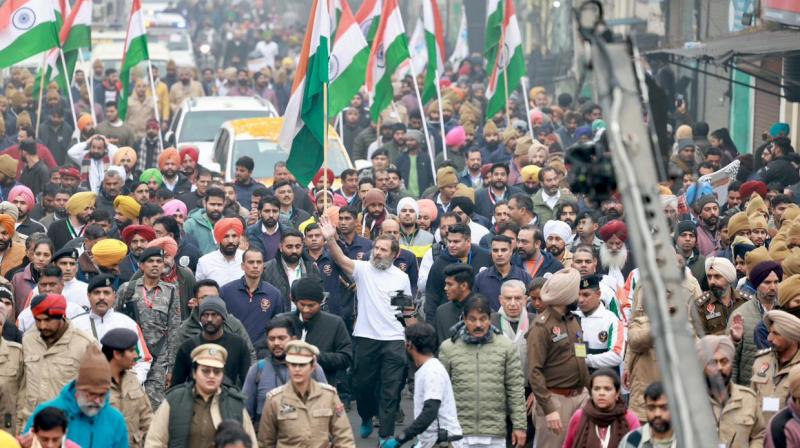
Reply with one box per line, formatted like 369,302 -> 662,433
353,337 -> 407,437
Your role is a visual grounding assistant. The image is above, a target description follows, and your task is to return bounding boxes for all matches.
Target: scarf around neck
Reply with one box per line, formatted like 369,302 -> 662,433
498,308 -> 529,342
573,398 -> 630,448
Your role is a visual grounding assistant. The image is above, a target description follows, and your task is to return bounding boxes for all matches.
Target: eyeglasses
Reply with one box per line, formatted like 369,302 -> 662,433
199,366 -> 223,377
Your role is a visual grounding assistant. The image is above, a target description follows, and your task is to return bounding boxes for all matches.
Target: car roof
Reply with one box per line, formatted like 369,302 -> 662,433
181,96 -> 276,113
225,117 -> 341,141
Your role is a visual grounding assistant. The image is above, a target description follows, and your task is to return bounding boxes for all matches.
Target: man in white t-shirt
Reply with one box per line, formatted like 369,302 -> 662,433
383,322 -> 462,448
320,216 -> 411,443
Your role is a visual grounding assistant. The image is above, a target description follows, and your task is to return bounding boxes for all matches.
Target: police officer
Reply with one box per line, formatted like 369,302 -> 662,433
691,257 -> 751,337
750,310 -> 800,422
258,340 -> 355,447
0,305 -> 22,434
527,268 -> 590,448
575,275 -> 624,374
101,328 -> 152,448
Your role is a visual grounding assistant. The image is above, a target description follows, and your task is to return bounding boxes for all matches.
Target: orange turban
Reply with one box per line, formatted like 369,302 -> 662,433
0,214 -> 14,236
148,236 -> 178,257
158,148 -> 180,169
213,218 -> 244,243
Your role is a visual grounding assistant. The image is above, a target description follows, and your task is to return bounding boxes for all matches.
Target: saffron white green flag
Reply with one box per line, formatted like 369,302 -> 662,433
354,0 -> 380,47
119,0 -> 149,120
421,0 -> 444,103
485,0 -> 525,119
34,0 -> 92,98
448,8 -> 468,68
365,0 -> 409,123
0,0 -> 60,68
484,0 -> 503,75
279,0 -> 330,186
328,0 -> 368,118
403,18 -> 426,79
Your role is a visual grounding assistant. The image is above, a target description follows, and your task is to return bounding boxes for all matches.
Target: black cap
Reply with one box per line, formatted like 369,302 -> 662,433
290,277 -> 324,303
579,275 -> 601,290
101,328 -> 138,350
88,274 -> 115,292
53,247 -> 79,262
0,285 -> 12,301
138,247 -> 164,263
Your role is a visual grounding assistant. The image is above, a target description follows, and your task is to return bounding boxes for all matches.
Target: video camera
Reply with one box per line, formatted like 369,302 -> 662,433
390,290 -> 417,327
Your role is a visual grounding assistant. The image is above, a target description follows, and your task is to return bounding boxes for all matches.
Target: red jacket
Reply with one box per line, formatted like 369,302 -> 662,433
0,143 -> 58,177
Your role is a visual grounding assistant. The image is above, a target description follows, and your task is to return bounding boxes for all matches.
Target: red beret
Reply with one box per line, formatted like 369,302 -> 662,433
599,219 -> 628,242
740,181 -> 768,199
179,146 -> 199,163
121,225 -> 156,245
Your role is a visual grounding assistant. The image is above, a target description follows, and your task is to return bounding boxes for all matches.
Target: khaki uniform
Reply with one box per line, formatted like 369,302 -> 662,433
690,289 -> 751,337
18,323 -> 95,429
0,338 -> 23,434
527,307 -> 590,448
749,347 -> 800,422
110,370 -> 153,448
624,287 -> 661,422
258,380 -> 355,448
711,383 -> 765,448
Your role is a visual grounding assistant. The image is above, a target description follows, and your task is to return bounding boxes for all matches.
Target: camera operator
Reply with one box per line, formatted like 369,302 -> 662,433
382,322 -> 463,448
319,215 -> 412,441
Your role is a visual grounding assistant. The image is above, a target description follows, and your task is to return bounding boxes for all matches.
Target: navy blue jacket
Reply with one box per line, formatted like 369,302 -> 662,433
219,276 -> 289,344
311,250 -> 354,321
424,244 -> 492,322
474,265 -> 533,311
394,248 -> 420,296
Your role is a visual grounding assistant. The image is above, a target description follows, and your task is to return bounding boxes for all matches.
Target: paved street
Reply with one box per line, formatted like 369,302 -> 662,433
346,391 -> 415,447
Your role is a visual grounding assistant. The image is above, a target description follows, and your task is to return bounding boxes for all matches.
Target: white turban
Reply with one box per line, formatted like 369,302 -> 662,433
543,220 -> 572,244
396,197 -> 419,217
705,257 -> 737,285
661,194 -> 678,209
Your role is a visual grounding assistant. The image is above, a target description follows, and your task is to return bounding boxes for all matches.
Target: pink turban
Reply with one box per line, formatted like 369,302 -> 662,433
213,218 -> 244,243
445,126 -> 466,148
417,199 -> 437,221
541,268 -> 580,306
162,199 -> 188,217
148,236 -> 179,257
8,185 -> 34,209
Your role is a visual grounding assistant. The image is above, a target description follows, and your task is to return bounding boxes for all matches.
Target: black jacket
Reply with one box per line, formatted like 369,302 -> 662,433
396,151 -> 435,196
277,310 -> 353,379
261,253 -> 323,303
434,299 -> 466,345
424,244 -> 492,322
474,185 -> 521,221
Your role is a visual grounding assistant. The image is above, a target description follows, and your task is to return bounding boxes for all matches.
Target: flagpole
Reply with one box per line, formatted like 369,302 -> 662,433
58,48 -> 80,142
503,65 -> 510,126
520,77 -> 535,141
36,52 -> 47,140
83,50 -> 98,125
408,60 -> 438,184
146,60 -> 164,150
323,82 -> 329,211
433,69 -> 447,160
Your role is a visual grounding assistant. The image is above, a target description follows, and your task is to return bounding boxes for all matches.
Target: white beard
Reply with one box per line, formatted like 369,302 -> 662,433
600,245 -> 628,271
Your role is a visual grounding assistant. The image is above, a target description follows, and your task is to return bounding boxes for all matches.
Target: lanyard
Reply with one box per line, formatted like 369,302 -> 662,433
142,286 -> 157,309
595,426 -> 611,448
65,219 -> 82,238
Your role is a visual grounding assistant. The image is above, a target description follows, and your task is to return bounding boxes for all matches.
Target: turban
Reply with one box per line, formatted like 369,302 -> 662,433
396,197 -> 419,217
0,214 -> 15,236
451,196 -> 474,216
148,236 -> 178,257
113,195 -> 141,221
445,126 -> 466,148
146,119 -> 159,130
363,188 -> 386,209
453,184 -> 475,203
746,194 -> 768,219
112,146 -> 137,166
696,335 -> 735,365
661,194 -> 678,209
591,119 -> 607,133
158,148 -> 180,169
59,167 -> 80,179
313,168 -> 335,186
417,199 -> 437,221
436,167 -> 458,187
749,261 -> 783,289
745,246 -> 771,273
521,165 -> 541,183
675,124 -> 693,140
121,225 -> 156,245
705,257 -> 737,284
405,129 -> 424,145
213,217 -> 244,244
0,155 -> 17,178
543,220 -> 572,243
727,212 -> 751,237
749,214 -> 768,231
65,192 -> 97,216
0,202 -> 17,221
31,294 -> 67,318
599,220 -> 628,242
770,122 -> 791,138
740,181 -> 767,200
764,310 -> 800,342
732,236 -> 755,260
782,249 -> 800,277
514,136 -> 533,156
575,126 -> 592,140
179,146 -> 199,163
162,199 -> 188,217
782,205 -> 800,226
483,120 -> 499,136
502,126 -> 518,143
91,239 -> 128,268
77,114 -> 93,132
779,274 -> 800,307
529,86 -> 546,99
541,268 -> 580,306
139,168 -> 163,187
8,185 -> 34,209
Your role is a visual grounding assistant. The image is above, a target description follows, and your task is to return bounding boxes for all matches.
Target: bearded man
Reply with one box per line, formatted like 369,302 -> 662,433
598,219 -> 635,283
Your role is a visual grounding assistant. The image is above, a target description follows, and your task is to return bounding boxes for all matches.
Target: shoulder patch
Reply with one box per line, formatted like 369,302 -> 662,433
267,384 -> 286,399
754,347 -> 773,357
733,383 -> 757,397
4,340 -> 22,350
697,293 -> 711,305
319,382 -> 337,392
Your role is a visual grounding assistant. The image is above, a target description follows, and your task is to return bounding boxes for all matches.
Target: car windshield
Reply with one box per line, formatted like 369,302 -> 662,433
180,110 -> 270,142
150,30 -> 190,52
232,139 -> 350,179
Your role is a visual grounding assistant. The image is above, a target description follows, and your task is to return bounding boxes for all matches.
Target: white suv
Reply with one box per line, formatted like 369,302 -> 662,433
166,96 -> 278,173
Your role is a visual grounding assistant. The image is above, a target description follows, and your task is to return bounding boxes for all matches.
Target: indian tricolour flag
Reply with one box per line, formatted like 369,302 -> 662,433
421,0 -> 444,103
328,0 -> 368,118
484,0 -> 503,75
119,0 -> 149,120
354,0 -> 380,47
278,0 -> 330,186
0,0 -> 60,68
34,0 -> 92,97
365,0 -> 409,123
485,0 -> 525,119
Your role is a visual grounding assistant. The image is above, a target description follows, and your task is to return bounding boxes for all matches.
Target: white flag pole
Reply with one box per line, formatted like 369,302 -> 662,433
433,69 -> 447,160
58,48 -> 80,142
35,51 -> 48,140
520,77 -> 535,141
145,60 -> 164,150
408,61 -> 439,184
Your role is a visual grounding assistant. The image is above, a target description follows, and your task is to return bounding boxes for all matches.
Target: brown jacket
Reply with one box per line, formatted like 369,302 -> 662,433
0,337 -> 23,435
624,287 -> 661,421
712,383 -> 766,448
750,347 -> 800,422
18,322 -> 95,429
110,369 -> 152,448
690,289 -> 750,338
0,243 -> 25,279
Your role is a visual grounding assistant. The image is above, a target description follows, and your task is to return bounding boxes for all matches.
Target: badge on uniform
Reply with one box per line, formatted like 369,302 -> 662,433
758,362 -> 769,377
322,264 -> 333,276
574,343 -> 587,358
179,256 -> 190,267
551,326 -> 567,342
398,262 -> 408,271
260,298 -> 272,312
280,401 -> 296,415
598,330 -> 608,343
705,303 -> 721,320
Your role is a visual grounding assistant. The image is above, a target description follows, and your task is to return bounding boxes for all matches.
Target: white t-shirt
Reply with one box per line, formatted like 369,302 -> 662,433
414,358 -> 462,448
351,260 -> 411,341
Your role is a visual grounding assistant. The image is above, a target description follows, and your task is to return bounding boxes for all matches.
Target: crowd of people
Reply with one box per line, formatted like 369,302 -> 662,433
1,2 -> 800,448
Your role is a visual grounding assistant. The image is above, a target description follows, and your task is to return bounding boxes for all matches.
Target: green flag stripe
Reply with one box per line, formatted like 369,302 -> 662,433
370,35 -> 410,122
485,46 -> 525,119
119,35 -> 149,120
287,127 -> 325,188
64,25 -> 92,52
422,31 -> 438,103
484,6 -> 504,74
0,22 -> 60,69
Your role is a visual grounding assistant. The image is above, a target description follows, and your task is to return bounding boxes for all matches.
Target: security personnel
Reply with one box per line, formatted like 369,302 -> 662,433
101,328 -> 153,448
749,310 -> 800,422
575,275 -> 624,374
0,305 -> 23,434
258,340 -> 355,447
527,268 -> 590,448
691,257 -> 750,337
